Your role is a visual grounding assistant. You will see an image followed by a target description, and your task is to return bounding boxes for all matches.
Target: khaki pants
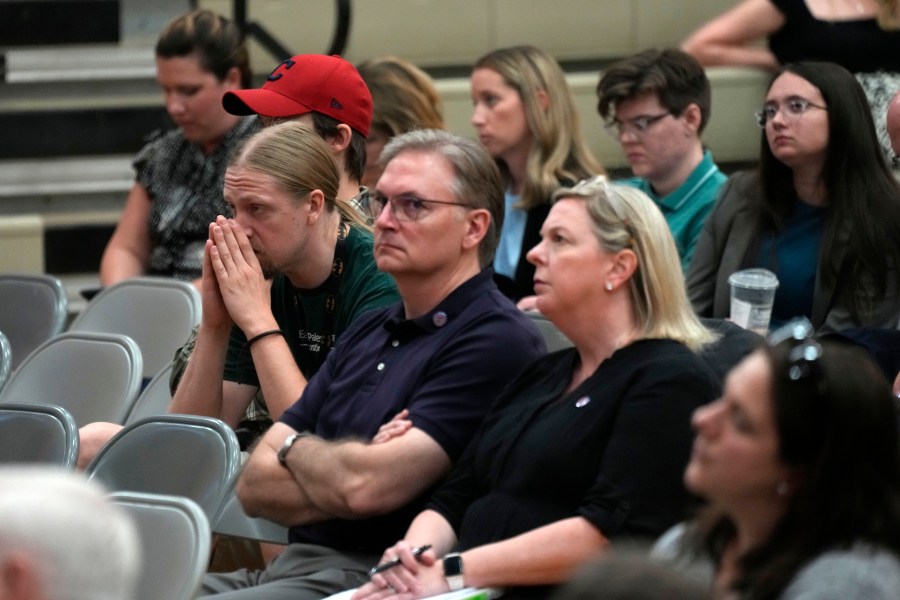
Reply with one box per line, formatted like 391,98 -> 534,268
200,542 -> 379,600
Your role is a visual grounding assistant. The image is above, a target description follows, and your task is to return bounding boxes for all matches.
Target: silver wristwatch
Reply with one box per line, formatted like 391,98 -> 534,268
276,431 -> 310,466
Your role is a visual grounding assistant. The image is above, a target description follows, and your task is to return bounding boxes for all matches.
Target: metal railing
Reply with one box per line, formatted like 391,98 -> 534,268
232,0 -> 352,61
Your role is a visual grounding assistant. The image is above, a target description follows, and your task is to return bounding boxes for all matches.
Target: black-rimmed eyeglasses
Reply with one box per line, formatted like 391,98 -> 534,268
604,113 -> 671,138
370,193 -> 473,222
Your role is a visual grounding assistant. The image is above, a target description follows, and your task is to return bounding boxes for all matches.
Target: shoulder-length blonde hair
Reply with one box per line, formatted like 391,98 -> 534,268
553,176 -> 714,351
474,45 -> 604,210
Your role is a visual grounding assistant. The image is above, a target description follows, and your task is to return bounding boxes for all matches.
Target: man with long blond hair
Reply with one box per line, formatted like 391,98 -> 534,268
78,122 -> 398,465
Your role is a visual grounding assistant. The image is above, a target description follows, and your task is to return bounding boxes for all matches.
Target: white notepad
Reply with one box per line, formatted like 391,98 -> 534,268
325,587 -> 503,600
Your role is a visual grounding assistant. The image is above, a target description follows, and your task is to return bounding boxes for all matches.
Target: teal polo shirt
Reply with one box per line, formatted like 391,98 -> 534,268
621,150 -> 727,273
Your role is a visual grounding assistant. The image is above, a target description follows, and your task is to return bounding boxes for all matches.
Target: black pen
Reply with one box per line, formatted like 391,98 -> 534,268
368,545 -> 432,576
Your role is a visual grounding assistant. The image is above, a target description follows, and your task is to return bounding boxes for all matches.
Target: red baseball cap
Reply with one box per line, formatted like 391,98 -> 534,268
222,54 -> 373,137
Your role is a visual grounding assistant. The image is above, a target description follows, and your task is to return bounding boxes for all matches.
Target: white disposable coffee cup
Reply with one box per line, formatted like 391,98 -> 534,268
727,268 -> 779,334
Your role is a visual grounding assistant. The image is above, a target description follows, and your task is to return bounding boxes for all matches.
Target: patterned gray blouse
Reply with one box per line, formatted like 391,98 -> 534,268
134,116 -> 260,280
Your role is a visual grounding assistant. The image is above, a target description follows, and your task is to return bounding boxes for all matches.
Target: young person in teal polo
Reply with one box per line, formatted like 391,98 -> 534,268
597,48 -> 727,272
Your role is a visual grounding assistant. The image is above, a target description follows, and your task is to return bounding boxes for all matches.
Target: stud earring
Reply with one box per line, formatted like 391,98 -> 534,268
605,282 -> 614,292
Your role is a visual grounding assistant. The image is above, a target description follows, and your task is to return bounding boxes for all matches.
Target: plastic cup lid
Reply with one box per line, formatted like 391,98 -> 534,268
727,268 -> 779,289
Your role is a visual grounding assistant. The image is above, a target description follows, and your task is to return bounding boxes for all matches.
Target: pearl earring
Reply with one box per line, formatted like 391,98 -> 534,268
776,480 -> 789,497
605,282 -> 613,291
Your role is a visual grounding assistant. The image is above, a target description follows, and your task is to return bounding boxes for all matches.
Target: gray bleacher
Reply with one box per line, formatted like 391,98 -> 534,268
0,0 -> 763,289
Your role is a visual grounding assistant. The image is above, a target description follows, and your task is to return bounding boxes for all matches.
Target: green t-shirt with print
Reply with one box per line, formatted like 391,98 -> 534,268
223,224 -> 398,395
169,225 -> 397,422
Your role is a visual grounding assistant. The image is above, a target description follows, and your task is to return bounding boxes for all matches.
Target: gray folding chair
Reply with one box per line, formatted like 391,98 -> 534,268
0,403 -> 78,468
69,277 -> 201,380
87,414 -> 240,521
120,363 -> 289,544
110,491 -> 211,600
525,311 -> 573,353
0,331 -> 142,426
0,274 -> 68,370
0,331 -> 11,391
123,361 -> 175,425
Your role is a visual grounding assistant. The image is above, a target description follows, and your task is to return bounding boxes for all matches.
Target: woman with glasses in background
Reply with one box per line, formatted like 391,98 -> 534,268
680,0 -> 900,169
470,45 -> 604,301
687,61 -> 900,333
653,319 -> 900,599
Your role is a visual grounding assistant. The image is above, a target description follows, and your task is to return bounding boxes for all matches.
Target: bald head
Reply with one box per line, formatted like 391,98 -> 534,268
887,91 -> 900,156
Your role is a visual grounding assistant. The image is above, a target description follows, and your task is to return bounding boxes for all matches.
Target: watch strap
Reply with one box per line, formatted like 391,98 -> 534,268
277,431 -> 310,466
443,553 -> 465,591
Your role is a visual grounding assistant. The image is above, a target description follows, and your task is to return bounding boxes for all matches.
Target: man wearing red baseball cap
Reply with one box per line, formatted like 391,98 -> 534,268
223,54 -> 374,212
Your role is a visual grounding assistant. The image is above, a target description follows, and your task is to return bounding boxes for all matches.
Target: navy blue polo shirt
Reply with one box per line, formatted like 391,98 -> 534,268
280,268 -> 546,552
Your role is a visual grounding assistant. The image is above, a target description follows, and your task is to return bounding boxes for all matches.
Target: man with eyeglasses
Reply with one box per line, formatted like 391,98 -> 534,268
597,48 -> 727,272
201,129 -> 545,599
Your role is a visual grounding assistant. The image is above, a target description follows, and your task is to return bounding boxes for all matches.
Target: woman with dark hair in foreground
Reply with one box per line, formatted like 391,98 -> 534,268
654,320 -> 900,599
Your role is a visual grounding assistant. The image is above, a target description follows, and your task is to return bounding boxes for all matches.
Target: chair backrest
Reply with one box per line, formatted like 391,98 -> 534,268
0,331 -> 142,426
0,403 -> 78,468
525,311 -> 574,353
124,361 -> 174,425
0,274 -> 68,370
68,277 -> 201,379
109,491 -> 211,600
87,414 -> 241,521
0,330 -> 11,391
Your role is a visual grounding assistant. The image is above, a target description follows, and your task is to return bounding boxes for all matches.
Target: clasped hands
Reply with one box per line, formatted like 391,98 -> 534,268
202,215 -> 274,334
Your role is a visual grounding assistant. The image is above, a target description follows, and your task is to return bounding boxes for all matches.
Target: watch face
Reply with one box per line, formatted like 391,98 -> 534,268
443,554 -> 463,577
